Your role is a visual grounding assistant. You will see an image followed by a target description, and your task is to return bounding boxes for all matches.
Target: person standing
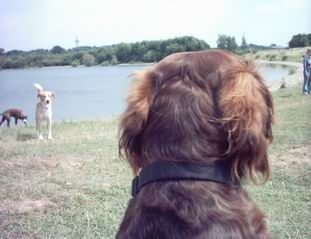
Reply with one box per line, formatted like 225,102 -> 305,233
303,49 -> 311,94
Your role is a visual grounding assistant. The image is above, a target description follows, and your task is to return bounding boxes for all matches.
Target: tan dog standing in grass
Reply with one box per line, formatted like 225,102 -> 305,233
34,83 -> 54,140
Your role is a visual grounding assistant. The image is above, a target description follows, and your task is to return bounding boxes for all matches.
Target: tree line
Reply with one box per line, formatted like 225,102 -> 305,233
0,36 -> 209,69
288,33 -> 311,48
0,33 -> 309,69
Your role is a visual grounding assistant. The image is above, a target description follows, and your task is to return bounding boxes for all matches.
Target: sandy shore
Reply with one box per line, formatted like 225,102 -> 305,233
256,60 -> 303,91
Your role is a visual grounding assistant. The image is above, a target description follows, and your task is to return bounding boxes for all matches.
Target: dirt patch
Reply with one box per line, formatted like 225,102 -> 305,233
270,145 -> 311,167
0,155 -> 84,171
0,230 -> 39,239
0,198 -> 55,215
16,133 -> 38,141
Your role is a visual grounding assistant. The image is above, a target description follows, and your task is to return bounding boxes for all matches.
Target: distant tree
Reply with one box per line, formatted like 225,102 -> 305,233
240,35 -> 248,49
173,36 -> 210,51
110,55 -> 118,65
82,53 -> 96,66
165,43 -> 185,55
131,42 -> 147,61
30,49 -> 49,54
198,39 -> 210,50
93,47 -> 115,63
288,33 -> 310,48
143,50 -> 157,62
217,35 -> 228,49
2,58 -> 14,68
228,37 -> 238,51
116,43 -> 132,63
73,46 -> 92,52
51,45 -> 66,54
0,48 -> 4,55
2,57 -> 26,68
301,35 -> 310,46
270,43 -> 277,48
217,34 -> 238,51
6,50 -> 24,56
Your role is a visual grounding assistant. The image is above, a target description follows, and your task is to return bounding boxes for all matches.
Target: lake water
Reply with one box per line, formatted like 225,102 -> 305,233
0,63 -> 292,125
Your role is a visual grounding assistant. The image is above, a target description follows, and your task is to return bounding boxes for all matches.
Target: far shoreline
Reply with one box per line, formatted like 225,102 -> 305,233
1,60 -> 302,92
0,62 -> 155,71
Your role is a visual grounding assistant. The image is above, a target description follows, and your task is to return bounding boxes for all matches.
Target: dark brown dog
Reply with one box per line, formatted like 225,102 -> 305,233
117,50 -> 274,238
0,108 -> 28,127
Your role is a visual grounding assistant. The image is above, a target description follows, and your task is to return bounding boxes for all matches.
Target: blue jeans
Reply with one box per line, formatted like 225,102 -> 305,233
303,70 -> 311,94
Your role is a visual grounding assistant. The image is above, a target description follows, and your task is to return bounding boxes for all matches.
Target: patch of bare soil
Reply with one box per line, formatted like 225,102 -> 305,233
0,198 -> 55,215
0,231 -> 39,239
0,156 -> 83,171
270,145 -> 311,167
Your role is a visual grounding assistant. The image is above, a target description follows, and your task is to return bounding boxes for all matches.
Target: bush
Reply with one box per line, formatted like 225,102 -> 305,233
281,55 -> 288,61
71,59 -> 80,67
269,54 -> 277,61
2,57 -> 26,68
82,53 -> 96,66
109,55 -> 118,65
100,61 -> 110,66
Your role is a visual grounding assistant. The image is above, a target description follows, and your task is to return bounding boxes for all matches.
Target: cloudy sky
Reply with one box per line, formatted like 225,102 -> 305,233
0,0 -> 310,51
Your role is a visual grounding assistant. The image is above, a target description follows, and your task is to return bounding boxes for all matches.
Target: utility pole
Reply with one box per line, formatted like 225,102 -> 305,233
75,37 -> 79,48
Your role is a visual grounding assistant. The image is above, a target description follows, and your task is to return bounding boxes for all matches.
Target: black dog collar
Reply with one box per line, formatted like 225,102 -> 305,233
131,160 -> 237,197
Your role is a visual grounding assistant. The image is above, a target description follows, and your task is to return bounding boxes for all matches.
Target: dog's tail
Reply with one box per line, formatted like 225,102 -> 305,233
34,83 -> 43,92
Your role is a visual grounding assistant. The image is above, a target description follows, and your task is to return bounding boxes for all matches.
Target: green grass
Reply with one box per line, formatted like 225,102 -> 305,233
0,86 -> 310,238
245,47 -> 309,62
247,86 -> 311,239
0,119 -> 131,239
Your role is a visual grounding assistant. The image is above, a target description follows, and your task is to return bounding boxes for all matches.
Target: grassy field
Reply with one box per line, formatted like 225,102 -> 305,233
244,47 -> 309,63
0,85 -> 310,239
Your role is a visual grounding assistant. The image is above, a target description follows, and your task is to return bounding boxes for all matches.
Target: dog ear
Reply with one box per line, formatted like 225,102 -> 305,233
51,92 -> 55,98
219,64 -> 274,184
119,70 -> 153,175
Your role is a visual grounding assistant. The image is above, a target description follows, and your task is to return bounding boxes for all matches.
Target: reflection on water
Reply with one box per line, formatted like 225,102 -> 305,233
258,63 -> 293,85
0,63 -> 293,124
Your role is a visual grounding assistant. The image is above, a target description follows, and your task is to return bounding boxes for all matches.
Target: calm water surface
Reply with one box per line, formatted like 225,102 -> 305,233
0,64 -> 292,125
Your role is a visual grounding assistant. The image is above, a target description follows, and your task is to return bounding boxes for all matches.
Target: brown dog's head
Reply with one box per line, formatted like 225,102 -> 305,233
20,111 -> 28,125
119,50 -> 273,183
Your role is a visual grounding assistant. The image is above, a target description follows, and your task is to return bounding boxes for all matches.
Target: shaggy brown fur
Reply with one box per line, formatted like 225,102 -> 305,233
0,108 -> 28,127
117,50 -> 274,239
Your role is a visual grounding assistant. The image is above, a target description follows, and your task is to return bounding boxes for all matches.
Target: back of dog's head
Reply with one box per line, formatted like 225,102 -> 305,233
119,50 -> 274,183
